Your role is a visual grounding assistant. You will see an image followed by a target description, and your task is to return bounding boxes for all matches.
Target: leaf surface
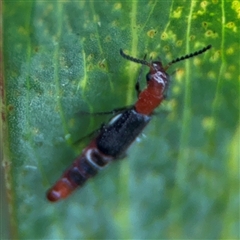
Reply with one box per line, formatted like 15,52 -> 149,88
2,1 -> 239,239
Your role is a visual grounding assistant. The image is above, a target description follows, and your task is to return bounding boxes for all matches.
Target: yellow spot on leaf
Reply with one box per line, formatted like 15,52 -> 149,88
205,30 -> 218,38
231,1 -> 240,18
202,22 -> 208,28
224,72 -> 232,80
190,35 -> 196,41
226,22 -> 237,32
193,58 -> 202,66
200,1 -> 209,8
114,3 -> 122,10
208,71 -> 217,80
202,117 -> 216,131
175,68 -> 184,81
211,50 -> 221,62
172,85 -> 181,95
87,54 -> 94,61
147,29 -> 157,38
98,59 -> 106,69
176,40 -> 183,47
226,47 -> 234,55
172,7 -> 183,18
161,32 -> 168,40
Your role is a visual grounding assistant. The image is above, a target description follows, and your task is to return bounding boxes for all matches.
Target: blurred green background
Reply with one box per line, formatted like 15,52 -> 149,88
2,1 -> 239,239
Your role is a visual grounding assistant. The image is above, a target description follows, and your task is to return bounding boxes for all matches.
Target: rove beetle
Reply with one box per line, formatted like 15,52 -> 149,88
47,45 -> 212,202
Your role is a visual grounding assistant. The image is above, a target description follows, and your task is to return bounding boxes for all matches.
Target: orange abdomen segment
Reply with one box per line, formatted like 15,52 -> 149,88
46,152 -> 99,202
135,87 -> 164,115
47,178 -> 75,202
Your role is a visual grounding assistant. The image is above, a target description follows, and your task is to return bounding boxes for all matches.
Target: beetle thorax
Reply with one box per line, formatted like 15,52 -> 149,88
151,63 -> 167,87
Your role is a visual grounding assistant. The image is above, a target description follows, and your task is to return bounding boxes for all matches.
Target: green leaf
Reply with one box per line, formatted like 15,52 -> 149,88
2,1 -> 239,239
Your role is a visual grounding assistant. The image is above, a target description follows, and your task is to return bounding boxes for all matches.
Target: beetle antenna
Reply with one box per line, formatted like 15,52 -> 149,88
165,45 -> 212,70
120,49 -> 149,66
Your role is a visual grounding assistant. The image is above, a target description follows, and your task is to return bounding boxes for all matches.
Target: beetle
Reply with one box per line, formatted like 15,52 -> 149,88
47,45 -> 212,202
